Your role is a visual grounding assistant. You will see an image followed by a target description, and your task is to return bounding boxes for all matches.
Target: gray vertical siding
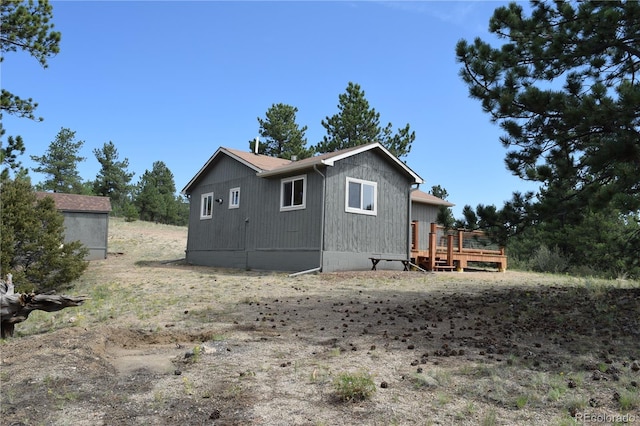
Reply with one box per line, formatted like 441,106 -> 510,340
322,150 -> 411,271
185,154 -> 322,271
62,212 -> 109,260
185,155 -> 255,254
184,148 -> 418,272
411,202 -> 441,252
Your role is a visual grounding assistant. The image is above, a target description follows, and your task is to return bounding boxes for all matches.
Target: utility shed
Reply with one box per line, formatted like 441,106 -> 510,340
36,193 -> 112,260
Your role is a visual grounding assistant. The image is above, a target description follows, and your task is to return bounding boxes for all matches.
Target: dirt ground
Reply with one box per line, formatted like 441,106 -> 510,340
1,219 -> 638,425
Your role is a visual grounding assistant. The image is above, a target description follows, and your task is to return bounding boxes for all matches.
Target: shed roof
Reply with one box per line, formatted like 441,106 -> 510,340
182,142 -> 424,194
411,190 -> 454,207
36,192 -> 112,213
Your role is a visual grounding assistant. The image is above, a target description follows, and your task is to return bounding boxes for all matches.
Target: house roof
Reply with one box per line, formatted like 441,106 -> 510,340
181,147 -> 292,194
182,142 -> 424,194
256,143 -> 424,184
411,190 -> 454,207
223,147 -> 292,172
35,192 -> 112,213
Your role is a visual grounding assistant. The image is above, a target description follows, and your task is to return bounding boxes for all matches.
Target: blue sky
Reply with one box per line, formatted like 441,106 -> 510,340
3,0 -> 538,217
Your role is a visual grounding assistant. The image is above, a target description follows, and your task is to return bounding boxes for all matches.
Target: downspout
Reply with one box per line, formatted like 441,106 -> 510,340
289,165 -> 325,277
408,183 -> 420,262
314,164 -> 326,271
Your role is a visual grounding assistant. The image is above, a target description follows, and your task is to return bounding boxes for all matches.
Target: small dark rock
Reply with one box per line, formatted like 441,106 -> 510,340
174,370 -> 182,375
380,381 -> 388,389
209,409 -> 221,420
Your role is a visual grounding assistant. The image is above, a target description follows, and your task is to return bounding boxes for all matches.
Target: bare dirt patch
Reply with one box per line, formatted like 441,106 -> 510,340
1,218 -> 639,425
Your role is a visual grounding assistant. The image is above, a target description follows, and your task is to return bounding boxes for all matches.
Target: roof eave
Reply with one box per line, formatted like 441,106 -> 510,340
256,159 -> 331,178
181,147 -> 265,195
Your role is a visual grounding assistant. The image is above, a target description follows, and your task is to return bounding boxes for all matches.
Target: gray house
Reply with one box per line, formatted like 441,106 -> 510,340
182,142 -> 450,273
36,193 -> 112,260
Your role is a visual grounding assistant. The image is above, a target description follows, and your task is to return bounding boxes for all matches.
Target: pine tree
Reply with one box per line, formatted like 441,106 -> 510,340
134,161 -> 182,224
251,103 -> 313,160
30,128 -> 86,193
0,0 -> 60,121
315,82 -> 414,158
0,176 -> 88,292
456,1 -> 640,215
1,0 -> 61,176
93,141 -> 134,215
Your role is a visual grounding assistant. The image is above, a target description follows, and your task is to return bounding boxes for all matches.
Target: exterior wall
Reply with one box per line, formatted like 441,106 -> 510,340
185,155 -> 256,258
411,201 -> 441,252
185,154 -> 322,271
322,150 -> 412,272
61,212 -> 109,260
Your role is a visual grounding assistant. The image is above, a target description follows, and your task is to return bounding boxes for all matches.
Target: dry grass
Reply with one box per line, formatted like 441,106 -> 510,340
1,217 -> 639,425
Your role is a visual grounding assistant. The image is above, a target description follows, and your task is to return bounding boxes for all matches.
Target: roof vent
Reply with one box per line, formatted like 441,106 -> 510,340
291,155 -> 297,161
253,136 -> 259,154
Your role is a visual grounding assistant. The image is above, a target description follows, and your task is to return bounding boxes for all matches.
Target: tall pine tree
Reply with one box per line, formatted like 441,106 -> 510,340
30,127 -> 86,193
251,103 -> 313,160
134,161 -> 184,224
315,82 -> 414,158
93,141 -> 134,215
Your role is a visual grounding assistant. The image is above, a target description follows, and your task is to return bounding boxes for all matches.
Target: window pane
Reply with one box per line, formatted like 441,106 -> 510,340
283,181 -> 293,207
348,181 -> 361,209
363,184 -> 375,211
293,179 -> 304,206
202,195 -> 212,216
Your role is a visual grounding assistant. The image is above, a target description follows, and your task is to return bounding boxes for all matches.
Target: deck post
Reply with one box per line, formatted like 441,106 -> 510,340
428,223 -> 437,271
447,234 -> 454,267
458,230 -> 464,253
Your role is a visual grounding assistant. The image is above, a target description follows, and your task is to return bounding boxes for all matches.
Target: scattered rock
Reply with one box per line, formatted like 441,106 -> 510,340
209,409 -> 221,420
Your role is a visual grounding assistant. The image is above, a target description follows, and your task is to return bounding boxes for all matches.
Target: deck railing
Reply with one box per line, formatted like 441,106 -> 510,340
412,223 -> 506,271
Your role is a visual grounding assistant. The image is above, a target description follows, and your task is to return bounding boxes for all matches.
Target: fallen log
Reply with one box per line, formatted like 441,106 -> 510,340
1,274 -> 88,338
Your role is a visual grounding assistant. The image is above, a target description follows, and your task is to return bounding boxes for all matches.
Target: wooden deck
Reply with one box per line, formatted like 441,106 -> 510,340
411,223 -> 507,272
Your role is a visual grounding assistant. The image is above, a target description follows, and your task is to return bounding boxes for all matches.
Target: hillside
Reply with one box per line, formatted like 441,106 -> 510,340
1,218 -> 638,425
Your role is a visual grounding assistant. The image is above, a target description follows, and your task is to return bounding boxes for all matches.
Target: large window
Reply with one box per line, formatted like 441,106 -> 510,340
280,175 -> 306,211
345,177 -> 377,215
200,192 -> 213,219
229,187 -> 240,209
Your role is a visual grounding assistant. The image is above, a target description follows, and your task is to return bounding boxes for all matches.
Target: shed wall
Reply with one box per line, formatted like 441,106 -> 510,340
62,212 -> 109,260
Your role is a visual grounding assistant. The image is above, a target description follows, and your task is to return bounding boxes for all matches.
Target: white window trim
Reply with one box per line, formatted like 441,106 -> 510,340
280,174 -> 307,211
345,177 -> 377,216
229,187 -> 240,209
200,192 -> 213,219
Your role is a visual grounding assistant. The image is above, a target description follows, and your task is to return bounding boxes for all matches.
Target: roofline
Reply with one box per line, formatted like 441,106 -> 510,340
257,142 -> 424,184
181,147 -> 266,194
411,198 -> 455,207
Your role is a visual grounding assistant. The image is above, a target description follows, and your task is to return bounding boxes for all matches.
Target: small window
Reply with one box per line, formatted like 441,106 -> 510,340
200,192 -> 213,219
345,177 -> 377,215
229,187 -> 240,209
280,175 -> 306,211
